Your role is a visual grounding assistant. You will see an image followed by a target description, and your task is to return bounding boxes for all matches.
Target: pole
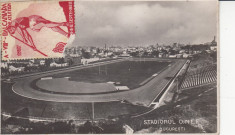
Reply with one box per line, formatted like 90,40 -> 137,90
99,66 -> 100,75
10,34 -> 48,57
177,78 -> 179,93
105,65 -> 107,75
92,102 -> 94,123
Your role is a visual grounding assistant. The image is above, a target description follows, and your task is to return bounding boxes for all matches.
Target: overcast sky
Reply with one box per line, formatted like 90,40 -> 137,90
73,1 -> 217,47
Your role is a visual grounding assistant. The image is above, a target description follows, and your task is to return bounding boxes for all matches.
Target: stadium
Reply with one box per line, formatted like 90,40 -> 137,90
2,58 -> 188,121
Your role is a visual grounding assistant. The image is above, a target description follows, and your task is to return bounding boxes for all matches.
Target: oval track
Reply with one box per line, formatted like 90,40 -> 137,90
12,59 -> 186,106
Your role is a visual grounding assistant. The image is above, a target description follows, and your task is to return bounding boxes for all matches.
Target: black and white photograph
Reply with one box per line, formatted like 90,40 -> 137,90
1,0 -> 218,134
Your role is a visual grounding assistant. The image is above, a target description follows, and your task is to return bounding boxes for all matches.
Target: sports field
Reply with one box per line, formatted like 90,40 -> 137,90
2,58 -> 186,122
49,61 -> 171,90
11,59 -> 186,104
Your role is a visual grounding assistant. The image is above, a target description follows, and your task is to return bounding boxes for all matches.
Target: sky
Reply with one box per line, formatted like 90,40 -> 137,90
73,1 -> 217,47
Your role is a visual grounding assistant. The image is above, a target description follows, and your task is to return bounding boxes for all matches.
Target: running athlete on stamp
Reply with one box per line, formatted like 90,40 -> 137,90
1,1 -> 75,60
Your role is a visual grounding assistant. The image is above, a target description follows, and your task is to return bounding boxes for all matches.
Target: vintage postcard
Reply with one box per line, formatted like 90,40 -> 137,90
1,0 -> 218,134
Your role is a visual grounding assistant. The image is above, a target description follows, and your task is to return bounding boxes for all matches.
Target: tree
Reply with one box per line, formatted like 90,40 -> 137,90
142,51 -> 148,57
58,57 -> 65,64
130,51 -> 139,57
97,48 -> 101,54
45,59 -> 52,67
151,50 -> 159,57
210,51 -> 217,62
162,49 -> 167,54
81,49 -> 91,59
169,49 -> 177,55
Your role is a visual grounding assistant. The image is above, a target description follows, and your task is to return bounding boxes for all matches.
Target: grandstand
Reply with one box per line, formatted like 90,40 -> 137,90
180,64 -> 217,89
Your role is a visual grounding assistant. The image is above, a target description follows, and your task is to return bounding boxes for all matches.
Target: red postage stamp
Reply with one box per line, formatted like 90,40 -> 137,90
1,0 -> 75,60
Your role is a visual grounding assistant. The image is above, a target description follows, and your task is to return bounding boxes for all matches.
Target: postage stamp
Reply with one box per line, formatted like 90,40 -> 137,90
1,0 -> 75,60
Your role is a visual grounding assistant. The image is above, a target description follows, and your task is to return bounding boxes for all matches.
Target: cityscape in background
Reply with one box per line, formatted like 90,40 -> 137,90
1,36 -> 217,76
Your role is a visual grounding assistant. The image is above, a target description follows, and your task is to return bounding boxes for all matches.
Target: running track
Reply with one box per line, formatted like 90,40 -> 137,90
11,58 -> 187,106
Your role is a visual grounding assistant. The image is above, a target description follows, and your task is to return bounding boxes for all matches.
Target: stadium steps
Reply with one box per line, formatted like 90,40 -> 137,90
180,65 -> 217,89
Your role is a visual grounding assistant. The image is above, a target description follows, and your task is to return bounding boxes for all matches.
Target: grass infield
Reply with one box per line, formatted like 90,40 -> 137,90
50,61 -> 171,90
